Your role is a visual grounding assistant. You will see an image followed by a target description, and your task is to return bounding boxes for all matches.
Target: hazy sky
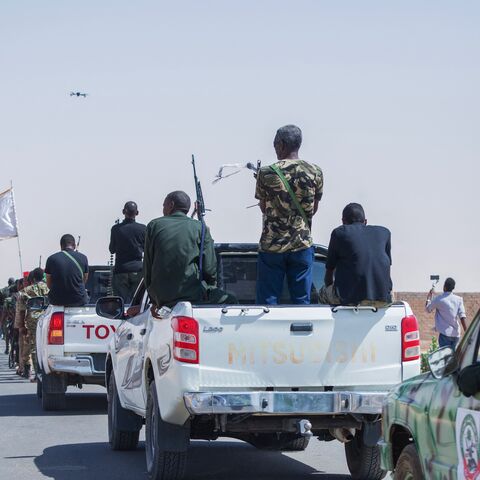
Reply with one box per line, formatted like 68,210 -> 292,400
1,1 -> 478,291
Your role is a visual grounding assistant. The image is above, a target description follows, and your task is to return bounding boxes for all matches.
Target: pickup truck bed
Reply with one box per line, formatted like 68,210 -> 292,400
105,243 -> 420,480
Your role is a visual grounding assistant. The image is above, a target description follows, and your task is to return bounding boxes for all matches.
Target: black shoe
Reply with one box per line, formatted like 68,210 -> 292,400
4,349 -> 8,355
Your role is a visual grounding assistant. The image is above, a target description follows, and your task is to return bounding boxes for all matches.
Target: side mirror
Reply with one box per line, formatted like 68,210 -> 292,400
27,296 -> 47,311
96,296 -> 124,320
428,346 -> 455,379
458,363 -> 480,397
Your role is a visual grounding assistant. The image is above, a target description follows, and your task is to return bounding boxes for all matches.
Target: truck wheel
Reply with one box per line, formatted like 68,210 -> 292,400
41,374 -> 66,411
395,444 -> 423,479
345,432 -> 386,480
108,372 -> 140,450
36,376 -> 42,399
248,433 -> 310,451
36,365 -> 44,399
145,381 -> 189,480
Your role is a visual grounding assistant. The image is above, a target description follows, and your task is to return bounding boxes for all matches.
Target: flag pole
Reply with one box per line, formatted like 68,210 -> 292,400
10,180 -> 23,275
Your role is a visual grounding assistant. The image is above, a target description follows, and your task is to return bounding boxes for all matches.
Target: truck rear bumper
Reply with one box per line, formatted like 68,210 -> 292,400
184,391 -> 386,415
48,354 -> 106,377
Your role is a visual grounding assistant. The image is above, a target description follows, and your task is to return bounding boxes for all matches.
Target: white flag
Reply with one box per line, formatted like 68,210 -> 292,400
0,188 -> 18,240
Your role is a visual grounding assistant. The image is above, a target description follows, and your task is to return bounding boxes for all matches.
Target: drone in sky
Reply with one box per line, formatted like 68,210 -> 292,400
70,91 -> 88,98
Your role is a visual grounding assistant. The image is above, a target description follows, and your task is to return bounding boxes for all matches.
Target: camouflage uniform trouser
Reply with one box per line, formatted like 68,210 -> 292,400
19,331 -> 31,369
26,316 -> 39,372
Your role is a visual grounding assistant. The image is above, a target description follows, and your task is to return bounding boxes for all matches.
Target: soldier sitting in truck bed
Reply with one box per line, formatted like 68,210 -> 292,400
143,191 -> 236,308
45,234 -> 89,307
319,203 -> 393,307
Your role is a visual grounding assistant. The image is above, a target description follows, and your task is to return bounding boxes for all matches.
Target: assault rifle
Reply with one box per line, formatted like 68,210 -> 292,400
191,154 -> 207,281
192,154 -> 206,222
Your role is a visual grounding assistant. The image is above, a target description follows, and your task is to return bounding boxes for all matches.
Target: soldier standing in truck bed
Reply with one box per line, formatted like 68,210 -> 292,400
109,201 -> 146,304
255,124 -> 324,305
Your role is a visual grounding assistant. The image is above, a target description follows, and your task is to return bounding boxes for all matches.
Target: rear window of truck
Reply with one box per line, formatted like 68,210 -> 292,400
218,254 -> 326,305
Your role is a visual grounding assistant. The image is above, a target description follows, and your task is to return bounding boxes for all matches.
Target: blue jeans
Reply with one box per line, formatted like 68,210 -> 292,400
438,333 -> 459,350
256,247 -> 314,305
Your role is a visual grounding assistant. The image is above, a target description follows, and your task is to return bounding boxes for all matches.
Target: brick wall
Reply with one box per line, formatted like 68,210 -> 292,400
395,292 -> 480,350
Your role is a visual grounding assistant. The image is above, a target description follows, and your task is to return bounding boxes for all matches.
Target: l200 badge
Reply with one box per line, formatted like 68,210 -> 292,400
203,326 -> 223,333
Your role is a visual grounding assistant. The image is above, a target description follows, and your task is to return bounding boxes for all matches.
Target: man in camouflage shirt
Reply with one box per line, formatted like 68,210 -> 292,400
255,124 -> 323,304
17,268 -> 49,379
0,278 -> 15,353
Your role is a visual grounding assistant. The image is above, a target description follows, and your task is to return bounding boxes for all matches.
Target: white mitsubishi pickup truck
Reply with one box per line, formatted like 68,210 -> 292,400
100,243 -> 421,480
34,265 -> 120,410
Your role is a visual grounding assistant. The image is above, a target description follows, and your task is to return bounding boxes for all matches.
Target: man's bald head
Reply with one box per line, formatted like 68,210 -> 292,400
123,201 -> 139,219
163,191 -> 191,216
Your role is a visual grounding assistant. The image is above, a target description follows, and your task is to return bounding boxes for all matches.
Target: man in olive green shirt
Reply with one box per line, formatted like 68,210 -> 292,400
143,191 -> 235,307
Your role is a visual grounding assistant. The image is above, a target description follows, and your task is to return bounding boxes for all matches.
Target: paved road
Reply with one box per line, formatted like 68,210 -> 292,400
0,340 -> 392,479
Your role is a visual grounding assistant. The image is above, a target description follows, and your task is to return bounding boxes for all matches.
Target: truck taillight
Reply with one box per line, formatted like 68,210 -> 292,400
48,312 -> 64,345
401,315 -> 420,362
171,316 -> 199,364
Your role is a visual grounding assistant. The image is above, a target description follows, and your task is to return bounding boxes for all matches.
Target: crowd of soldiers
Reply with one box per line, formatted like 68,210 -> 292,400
0,269 -> 49,380
0,124 -> 402,383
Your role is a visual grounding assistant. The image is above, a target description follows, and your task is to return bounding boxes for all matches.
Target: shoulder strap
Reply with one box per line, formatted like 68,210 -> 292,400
270,164 -> 310,226
62,251 -> 84,277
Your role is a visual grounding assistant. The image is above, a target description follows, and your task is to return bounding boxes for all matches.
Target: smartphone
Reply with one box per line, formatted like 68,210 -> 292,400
430,275 -> 440,281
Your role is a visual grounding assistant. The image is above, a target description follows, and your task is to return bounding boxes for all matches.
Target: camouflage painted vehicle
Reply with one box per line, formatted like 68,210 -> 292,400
379,310 -> 480,479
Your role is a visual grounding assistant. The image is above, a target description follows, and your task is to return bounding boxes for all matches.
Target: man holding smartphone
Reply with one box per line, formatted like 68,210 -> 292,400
425,277 -> 467,349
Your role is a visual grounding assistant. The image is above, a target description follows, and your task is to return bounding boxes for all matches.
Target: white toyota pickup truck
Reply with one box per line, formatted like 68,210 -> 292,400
34,265 -> 120,410
100,243 -> 420,480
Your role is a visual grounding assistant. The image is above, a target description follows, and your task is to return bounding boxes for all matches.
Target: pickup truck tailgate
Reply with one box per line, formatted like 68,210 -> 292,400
63,307 -> 120,353
195,304 -> 406,389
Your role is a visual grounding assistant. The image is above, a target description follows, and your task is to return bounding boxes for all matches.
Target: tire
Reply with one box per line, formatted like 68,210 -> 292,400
145,381 -> 188,480
248,433 -> 310,451
36,377 -> 42,399
108,372 -> 140,450
36,365 -> 44,399
395,444 -> 423,480
41,374 -> 66,411
41,391 -> 66,410
345,432 -> 386,480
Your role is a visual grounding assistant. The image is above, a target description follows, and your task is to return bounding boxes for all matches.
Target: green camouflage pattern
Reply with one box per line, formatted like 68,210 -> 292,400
1,295 -> 14,346
380,315 -> 480,479
17,281 -> 49,314
255,159 -> 323,253
18,281 -> 49,370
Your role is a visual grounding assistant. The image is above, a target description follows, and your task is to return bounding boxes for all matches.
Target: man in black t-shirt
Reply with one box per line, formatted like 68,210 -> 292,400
45,234 -> 89,307
109,201 -> 146,304
319,203 -> 393,306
